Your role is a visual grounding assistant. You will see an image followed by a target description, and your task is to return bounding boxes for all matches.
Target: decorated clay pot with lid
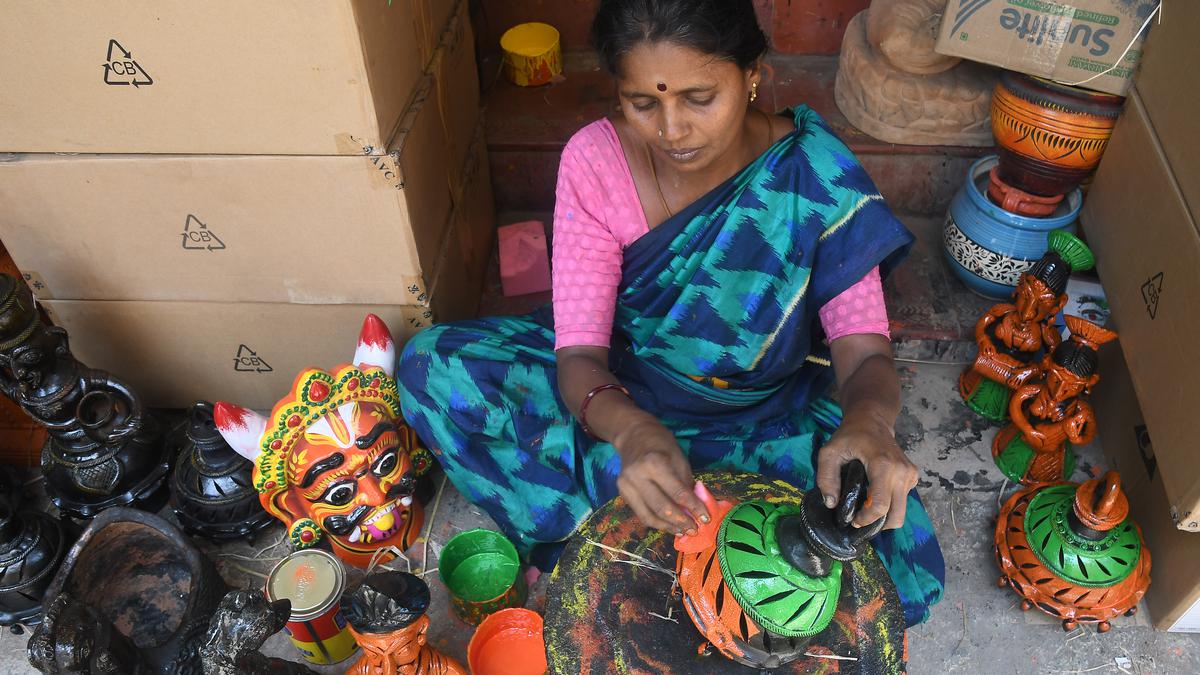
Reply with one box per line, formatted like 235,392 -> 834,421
168,401 -> 275,542
675,461 -> 883,669
995,471 -> 1150,632
991,72 -> 1124,198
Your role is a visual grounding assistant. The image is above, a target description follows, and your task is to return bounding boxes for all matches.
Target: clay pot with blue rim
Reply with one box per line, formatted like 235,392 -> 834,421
943,156 -> 1082,300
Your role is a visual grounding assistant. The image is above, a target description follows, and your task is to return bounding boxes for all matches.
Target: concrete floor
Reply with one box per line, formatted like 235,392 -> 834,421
3,213 -> 1199,672
4,360 -> 1199,673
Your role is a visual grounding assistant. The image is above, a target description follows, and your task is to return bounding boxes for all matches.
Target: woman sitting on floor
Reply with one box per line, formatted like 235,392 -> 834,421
399,0 -> 944,626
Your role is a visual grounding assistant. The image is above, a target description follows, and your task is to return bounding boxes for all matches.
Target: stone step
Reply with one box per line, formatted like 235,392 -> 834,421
483,53 -> 993,217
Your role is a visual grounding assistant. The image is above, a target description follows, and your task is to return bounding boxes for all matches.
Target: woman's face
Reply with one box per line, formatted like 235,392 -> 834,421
616,40 -> 756,174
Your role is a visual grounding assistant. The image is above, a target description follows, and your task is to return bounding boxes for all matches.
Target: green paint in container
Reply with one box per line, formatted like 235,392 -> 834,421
439,529 -> 527,625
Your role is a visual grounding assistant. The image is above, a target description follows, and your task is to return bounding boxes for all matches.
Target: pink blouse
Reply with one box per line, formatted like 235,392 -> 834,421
551,119 -> 889,350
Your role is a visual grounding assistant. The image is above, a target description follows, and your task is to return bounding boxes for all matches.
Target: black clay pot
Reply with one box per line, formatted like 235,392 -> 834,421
0,472 -> 71,628
169,402 -> 273,542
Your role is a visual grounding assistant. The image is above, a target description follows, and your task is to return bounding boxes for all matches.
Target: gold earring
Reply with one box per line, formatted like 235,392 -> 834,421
750,82 -> 759,103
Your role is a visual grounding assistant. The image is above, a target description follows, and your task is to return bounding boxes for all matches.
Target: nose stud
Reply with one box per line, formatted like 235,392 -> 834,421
658,129 -> 664,138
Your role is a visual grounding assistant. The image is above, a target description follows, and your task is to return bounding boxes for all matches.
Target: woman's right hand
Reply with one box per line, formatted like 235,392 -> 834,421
612,418 -> 710,536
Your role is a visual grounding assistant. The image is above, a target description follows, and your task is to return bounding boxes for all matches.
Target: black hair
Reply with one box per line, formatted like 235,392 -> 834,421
1053,340 -> 1098,378
591,0 -> 768,76
1029,251 -> 1071,296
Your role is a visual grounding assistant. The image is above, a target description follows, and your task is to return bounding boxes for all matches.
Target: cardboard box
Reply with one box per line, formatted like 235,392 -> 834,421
0,76 -> 455,305
432,1 -> 484,188
935,0 -> 1159,95
37,129 -> 495,410
1131,1 -> 1200,218
39,300 -> 428,411
0,0 -> 437,155
1094,343 -> 1200,632
1082,90 -> 1200,531
421,0 -> 462,61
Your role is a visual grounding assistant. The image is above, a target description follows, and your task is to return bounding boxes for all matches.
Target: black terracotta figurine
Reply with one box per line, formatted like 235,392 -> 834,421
0,274 -> 169,519
169,402 -> 274,542
200,590 -> 319,675
0,467 -> 71,630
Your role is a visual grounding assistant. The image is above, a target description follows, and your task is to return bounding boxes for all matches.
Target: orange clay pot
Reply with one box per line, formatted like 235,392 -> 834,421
995,472 -> 1151,633
991,72 -> 1123,198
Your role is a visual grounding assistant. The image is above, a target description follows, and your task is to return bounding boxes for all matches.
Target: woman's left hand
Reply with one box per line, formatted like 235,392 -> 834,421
815,410 -> 918,531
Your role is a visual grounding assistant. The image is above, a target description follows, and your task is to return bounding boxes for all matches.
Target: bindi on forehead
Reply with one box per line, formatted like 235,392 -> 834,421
657,82 -> 667,92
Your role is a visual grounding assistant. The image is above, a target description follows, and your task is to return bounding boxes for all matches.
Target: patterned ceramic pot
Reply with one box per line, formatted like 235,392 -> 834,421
991,72 -> 1124,197
943,156 -> 1082,299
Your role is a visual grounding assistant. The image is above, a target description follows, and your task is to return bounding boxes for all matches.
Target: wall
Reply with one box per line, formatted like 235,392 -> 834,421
474,0 -> 869,56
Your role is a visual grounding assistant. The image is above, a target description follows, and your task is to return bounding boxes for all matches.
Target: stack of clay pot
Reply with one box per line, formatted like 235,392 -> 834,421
943,70 -> 1123,300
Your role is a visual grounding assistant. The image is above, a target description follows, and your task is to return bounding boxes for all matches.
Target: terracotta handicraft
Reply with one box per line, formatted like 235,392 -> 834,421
0,467 -> 71,629
0,274 -> 169,519
942,156 -> 1083,300
168,401 -> 275,542
199,590 -> 319,675
960,231 -> 1094,422
991,71 -> 1124,198
995,471 -> 1151,632
342,571 -> 467,675
992,316 -> 1117,485
214,314 -> 433,567
674,462 -> 884,669
27,507 -> 228,674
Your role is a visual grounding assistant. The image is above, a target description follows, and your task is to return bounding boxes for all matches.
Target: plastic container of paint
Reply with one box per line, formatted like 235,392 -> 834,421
438,528 -> 527,625
500,22 -> 562,86
467,608 -> 548,675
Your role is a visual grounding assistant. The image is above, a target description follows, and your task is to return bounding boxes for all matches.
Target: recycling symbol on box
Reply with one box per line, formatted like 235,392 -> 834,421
233,345 -> 273,373
103,39 -> 153,87
181,214 -> 226,251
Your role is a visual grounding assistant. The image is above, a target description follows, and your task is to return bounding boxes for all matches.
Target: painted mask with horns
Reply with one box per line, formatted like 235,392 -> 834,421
214,315 -> 432,567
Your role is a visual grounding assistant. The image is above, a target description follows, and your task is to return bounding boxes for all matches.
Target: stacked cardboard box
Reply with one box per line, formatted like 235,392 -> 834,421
0,1 -> 493,408
1081,3 -> 1200,632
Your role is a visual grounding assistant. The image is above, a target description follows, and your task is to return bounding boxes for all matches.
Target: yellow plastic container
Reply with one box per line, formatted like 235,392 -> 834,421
500,22 -> 562,87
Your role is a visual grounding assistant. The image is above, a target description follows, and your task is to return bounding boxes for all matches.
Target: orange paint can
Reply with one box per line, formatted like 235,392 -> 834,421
467,608 -> 547,675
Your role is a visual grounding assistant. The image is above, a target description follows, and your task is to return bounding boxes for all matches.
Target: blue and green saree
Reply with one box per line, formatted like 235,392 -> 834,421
398,107 -> 944,626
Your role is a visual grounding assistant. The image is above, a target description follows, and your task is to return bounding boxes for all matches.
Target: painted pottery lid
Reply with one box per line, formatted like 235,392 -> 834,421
266,549 -> 345,620
717,501 -> 841,638
1023,484 -> 1141,587
341,571 -> 431,633
1047,230 -> 1095,273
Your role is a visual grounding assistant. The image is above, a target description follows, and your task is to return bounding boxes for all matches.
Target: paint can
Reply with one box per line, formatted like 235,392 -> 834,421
265,548 -> 358,665
467,608 -> 547,675
500,22 -> 562,87
438,528 -> 527,625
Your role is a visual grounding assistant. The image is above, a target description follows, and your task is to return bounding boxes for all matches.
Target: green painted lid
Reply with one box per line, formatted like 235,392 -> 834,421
717,501 -> 841,638
1025,485 -> 1142,588
1048,230 -> 1095,273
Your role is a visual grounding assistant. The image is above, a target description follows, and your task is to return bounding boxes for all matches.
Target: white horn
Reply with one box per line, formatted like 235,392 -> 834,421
213,402 -> 268,462
353,314 -> 396,378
